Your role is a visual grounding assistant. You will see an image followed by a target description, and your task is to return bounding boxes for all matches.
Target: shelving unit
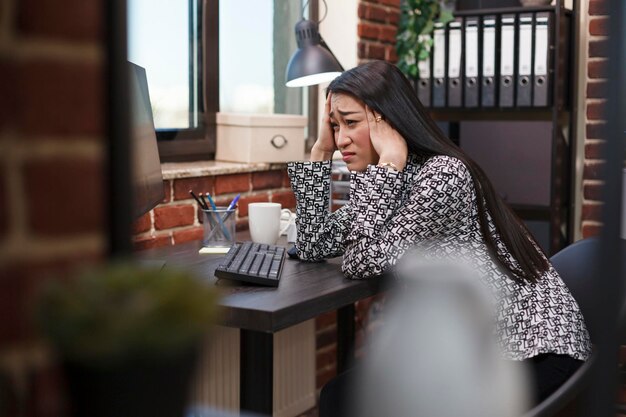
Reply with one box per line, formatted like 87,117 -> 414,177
418,0 -> 577,255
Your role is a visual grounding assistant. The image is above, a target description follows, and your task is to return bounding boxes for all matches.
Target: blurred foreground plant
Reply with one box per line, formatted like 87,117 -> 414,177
36,263 -> 219,365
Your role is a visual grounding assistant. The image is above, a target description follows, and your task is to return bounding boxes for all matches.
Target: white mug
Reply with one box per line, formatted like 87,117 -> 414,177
248,202 -> 292,245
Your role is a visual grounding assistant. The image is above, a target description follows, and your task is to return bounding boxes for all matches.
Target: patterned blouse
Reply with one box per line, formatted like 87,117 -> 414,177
287,154 -> 591,361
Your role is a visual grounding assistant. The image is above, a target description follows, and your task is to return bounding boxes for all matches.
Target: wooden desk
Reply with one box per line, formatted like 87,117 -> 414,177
138,240 -> 389,416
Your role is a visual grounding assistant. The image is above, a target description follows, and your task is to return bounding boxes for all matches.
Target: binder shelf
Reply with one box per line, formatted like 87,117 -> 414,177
414,5 -> 571,111
412,1 -> 577,255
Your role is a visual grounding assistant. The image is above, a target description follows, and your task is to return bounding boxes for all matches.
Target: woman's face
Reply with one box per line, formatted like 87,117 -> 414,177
329,93 -> 378,172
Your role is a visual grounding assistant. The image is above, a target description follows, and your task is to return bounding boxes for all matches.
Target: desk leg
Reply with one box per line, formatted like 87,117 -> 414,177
337,304 -> 356,373
240,329 -> 273,415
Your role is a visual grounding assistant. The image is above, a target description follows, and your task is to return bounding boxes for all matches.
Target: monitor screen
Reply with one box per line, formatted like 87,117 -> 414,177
129,62 -> 164,218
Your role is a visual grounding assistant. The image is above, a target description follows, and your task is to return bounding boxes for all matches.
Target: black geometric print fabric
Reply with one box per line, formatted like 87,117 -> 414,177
287,154 -> 591,361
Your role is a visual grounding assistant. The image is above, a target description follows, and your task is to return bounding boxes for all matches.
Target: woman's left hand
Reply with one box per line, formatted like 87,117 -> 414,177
365,105 -> 408,171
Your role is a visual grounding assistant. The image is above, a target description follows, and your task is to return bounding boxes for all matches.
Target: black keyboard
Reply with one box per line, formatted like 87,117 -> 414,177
214,241 -> 286,287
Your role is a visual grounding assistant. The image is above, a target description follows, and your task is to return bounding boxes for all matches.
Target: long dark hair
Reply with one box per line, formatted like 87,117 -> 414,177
328,60 -> 548,283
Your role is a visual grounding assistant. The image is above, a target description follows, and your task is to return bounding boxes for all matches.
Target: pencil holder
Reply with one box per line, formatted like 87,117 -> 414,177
202,207 -> 236,248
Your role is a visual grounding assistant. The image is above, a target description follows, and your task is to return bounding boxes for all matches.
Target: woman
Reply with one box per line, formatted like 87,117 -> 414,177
286,61 -> 591,412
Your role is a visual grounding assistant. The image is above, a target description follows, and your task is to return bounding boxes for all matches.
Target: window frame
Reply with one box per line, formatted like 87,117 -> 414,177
155,0 -> 217,162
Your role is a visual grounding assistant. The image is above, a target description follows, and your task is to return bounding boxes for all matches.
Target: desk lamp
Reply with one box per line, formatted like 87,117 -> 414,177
285,0 -> 343,87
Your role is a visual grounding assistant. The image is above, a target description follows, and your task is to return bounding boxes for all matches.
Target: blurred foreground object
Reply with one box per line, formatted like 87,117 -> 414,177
36,263 -> 219,417
356,258 -> 531,417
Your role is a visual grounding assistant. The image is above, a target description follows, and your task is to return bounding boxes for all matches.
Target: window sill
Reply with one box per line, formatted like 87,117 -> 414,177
160,159 -> 290,180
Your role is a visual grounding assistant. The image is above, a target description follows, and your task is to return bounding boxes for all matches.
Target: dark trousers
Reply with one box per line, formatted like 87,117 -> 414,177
318,354 -> 584,417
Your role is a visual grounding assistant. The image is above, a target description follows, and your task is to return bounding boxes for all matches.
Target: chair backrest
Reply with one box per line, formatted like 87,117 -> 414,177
549,237 -> 626,342
549,238 -> 601,341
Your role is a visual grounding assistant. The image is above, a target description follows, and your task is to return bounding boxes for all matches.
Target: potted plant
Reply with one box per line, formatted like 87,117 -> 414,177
396,0 -> 454,79
36,262 -> 219,417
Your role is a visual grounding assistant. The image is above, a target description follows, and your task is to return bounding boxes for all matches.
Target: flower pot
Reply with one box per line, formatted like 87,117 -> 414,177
63,347 -> 198,417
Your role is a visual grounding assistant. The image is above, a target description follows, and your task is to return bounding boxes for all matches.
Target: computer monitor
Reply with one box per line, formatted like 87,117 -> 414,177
129,62 -> 164,218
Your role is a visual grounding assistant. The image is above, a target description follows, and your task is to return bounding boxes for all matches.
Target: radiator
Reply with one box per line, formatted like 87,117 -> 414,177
191,319 -> 316,417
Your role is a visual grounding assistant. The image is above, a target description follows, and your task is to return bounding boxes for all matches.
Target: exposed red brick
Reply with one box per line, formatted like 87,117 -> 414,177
380,26 -> 397,43
132,234 -> 171,250
316,311 -> 337,330
17,60 -> 103,136
173,177 -> 214,201
317,345 -> 338,369
281,170 -> 292,188
588,60 -> 608,79
0,254 -> 103,343
589,0 -> 609,15
358,23 -> 380,40
589,39 -> 609,58
358,3 -> 367,18
162,180 -> 172,203
364,4 -> 387,23
236,218 -> 249,232
368,43 -> 386,60
17,0 -> 102,41
586,101 -> 606,120
0,59 -> 16,129
316,326 -> 337,349
214,173 -> 250,195
582,204 -> 603,221
586,122 -> 608,140
582,223 -> 602,238
585,141 -> 606,159
251,170 -> 284,190
387,9 -> 400,25
271,190 -> 296,210
173,226 -> 203,245
238,193 -> 271,217
583,183 -> 604,201
23,157 -> 104,236
358,41 -> 367,59
378,0 -> 401,7
586,80 -> 608,99
153,204 -> 194,230
132,212 -> 151,234
386,45 -> 398,63
583,161 -> 605,180
316,368 -> 337,390
589,17 -> 609,36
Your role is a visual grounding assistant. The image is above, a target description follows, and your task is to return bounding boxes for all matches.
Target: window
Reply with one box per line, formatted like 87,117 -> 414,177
128,0 -> 213,161
128,0 -> 310,162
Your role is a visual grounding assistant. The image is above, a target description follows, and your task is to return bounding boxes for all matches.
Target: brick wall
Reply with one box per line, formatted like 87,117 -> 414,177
582,0 -> 608,237
357,0 -> 401,63
131,169 -> 296,249
0,0 -> 106,415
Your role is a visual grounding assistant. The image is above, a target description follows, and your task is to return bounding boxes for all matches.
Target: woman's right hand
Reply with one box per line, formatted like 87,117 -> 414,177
310,93 -> 336,161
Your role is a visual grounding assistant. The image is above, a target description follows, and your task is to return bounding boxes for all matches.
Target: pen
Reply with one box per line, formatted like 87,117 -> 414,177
200,193 -> 210,211
205,193 -> 231,241
205,195 -> 240,243
227,194 -> 241,211
189,190 -> 207,210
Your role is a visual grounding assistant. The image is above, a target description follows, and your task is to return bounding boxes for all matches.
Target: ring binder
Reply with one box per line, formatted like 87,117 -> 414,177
464,17 -> 479,108
432,22 -> 446,108
499,14 -> 516,107
417,35 -> 432,107
533,12 -> 552,107
447,18 -> 463,107
481,15 -> 497,107
516,13 -> 533,107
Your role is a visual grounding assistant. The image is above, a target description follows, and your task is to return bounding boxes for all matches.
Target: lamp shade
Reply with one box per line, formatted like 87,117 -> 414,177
285,19 -> 343,87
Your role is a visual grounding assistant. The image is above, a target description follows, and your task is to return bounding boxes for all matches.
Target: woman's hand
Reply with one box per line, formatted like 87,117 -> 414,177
310,93 -> 337,161
365,105 -> 408,171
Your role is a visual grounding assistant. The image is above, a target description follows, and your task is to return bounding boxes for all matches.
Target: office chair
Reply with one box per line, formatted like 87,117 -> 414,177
523,237 -> 626,417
